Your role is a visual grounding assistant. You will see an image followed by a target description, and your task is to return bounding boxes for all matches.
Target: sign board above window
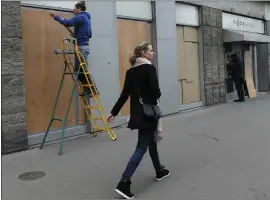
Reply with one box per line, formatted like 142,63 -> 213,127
222,12 -> 264,34
175,3 -> 199,27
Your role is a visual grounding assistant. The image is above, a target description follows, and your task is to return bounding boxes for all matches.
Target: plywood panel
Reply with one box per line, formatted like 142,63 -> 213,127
179,82 -> 183,105
184,26 -> 198,42
117,19 -> 152,116
185,42 -> 200,82
176,26 -> 187,80
182,79 -> 200,104
244,57 -> 256,98
22,7 -> 85,134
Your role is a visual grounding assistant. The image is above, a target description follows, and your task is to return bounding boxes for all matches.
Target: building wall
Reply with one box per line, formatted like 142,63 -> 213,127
265,2 -> 270,21
85,1 -> 125,127
155,2 -> 180,115
1,1 -> 28,153
201,7 -> 225,106
182,1 -> 266,19
2,1 -> 270,153
267,21 -> 270,88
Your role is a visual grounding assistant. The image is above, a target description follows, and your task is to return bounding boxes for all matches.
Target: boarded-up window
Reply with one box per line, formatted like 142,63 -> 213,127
22,7 -> 85,134
176,26 -> 200,104
117,19 -> 152,116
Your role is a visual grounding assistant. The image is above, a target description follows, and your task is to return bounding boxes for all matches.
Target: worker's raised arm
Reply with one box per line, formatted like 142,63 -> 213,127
49,10 -> 83,27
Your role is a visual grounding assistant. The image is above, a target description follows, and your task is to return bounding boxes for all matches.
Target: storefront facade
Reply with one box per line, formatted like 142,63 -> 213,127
2,1 -> 270,154
222,12 -> 270,100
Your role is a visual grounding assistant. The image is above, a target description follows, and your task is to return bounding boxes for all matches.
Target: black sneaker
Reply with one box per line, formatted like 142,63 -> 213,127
234,99 -> 245,102
115,180 -> 134,199
156,168 -> 170,181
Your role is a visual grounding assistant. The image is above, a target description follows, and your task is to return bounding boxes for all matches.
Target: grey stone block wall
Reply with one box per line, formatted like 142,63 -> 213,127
1,1 -> 28,153
267,21 -> 270,86
201,7 -> 225,106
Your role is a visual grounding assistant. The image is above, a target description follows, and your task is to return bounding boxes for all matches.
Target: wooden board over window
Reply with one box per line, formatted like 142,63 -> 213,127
176,25 -> 200,105
117,19 -> 152,116
22,7 -> 85,134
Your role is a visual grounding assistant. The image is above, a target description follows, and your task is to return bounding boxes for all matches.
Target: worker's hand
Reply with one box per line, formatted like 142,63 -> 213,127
106,114 -> 115,123
49,10 -> 55,18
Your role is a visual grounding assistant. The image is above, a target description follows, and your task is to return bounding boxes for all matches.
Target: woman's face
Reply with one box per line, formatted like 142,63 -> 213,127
142,45 -> 154,61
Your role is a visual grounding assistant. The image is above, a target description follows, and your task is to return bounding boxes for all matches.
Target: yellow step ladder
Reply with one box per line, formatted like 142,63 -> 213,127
40,37 -> 117,155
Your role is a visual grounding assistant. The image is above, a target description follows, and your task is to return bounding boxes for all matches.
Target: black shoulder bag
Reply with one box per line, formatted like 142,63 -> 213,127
134,80 -> 162,121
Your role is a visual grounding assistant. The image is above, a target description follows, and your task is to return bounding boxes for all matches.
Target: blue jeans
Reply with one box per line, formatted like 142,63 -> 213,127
74,45 -> 91,84
121,129 -> 162,181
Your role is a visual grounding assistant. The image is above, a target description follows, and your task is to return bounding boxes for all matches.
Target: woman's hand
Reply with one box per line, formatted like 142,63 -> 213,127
106,114 -> 115,123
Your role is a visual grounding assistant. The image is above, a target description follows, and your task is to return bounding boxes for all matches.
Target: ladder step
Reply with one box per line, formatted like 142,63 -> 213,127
94,126 -> 107,131
89,116 -> 104,121
53,117 -> 64,122
80,84 -> 95,87
54,49 -> 75,55
65,72 -> 90,75
85,105 -> 99,109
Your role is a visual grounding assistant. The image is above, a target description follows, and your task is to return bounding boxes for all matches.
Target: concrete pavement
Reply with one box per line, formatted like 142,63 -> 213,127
2,94 -> 270,200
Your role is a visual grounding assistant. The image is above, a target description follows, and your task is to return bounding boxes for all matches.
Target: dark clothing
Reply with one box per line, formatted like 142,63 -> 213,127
54,11 -> 92,46
111,64 -> 161,131
234,79 -> 245,101
121,129 -> 161,180
227,61 -> 245,101
227,61 -> 242,81
111,63 -> 164,184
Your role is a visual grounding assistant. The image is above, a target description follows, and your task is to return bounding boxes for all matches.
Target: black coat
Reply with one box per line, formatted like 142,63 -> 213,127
111,64 -> 161,131
227,61 -> 242,81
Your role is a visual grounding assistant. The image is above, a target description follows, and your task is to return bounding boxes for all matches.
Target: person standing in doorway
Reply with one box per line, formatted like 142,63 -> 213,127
227,53 -> 245,102
49,3 -> 98,97
107,42 -> 170,199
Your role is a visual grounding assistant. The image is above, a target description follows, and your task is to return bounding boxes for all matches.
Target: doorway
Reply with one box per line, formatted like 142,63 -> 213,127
224,43 -> 257,100
224,44 -> 243,100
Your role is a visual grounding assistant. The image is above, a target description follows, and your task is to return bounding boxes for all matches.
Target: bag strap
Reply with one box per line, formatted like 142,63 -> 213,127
133,69 -> 160,106
134,78 -> 143,105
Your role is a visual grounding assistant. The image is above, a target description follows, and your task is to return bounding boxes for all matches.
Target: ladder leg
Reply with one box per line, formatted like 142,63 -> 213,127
58,70 -> 80,155
40,63 -> 68,149
58,121 -> 66,155
40,119 -> 54,149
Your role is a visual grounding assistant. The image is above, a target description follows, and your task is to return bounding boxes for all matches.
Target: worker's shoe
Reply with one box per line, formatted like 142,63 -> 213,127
90,86 -> 99,97
79,87 -> 92,97
234,99 -> 245,102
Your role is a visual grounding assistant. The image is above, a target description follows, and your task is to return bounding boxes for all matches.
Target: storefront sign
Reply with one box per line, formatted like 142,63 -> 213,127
222,12 -> 264,34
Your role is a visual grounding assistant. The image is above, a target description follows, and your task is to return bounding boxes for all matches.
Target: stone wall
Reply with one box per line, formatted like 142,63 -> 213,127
267,21 -> 270,87
1,1 -> 28,153
201,7 -> 226,106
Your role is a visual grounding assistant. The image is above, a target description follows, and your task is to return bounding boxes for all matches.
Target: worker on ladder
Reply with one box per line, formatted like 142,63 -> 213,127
49,2 -> 98,97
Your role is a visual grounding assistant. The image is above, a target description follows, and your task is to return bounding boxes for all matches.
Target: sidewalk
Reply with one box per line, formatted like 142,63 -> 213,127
2,94 -> 270,200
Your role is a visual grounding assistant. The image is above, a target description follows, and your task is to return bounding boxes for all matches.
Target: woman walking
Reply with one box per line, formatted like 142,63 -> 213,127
107,42 -> 170,199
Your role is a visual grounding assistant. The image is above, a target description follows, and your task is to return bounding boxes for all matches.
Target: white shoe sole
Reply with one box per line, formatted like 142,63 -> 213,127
115,189 -> 134,199
156,172 -> 171,181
